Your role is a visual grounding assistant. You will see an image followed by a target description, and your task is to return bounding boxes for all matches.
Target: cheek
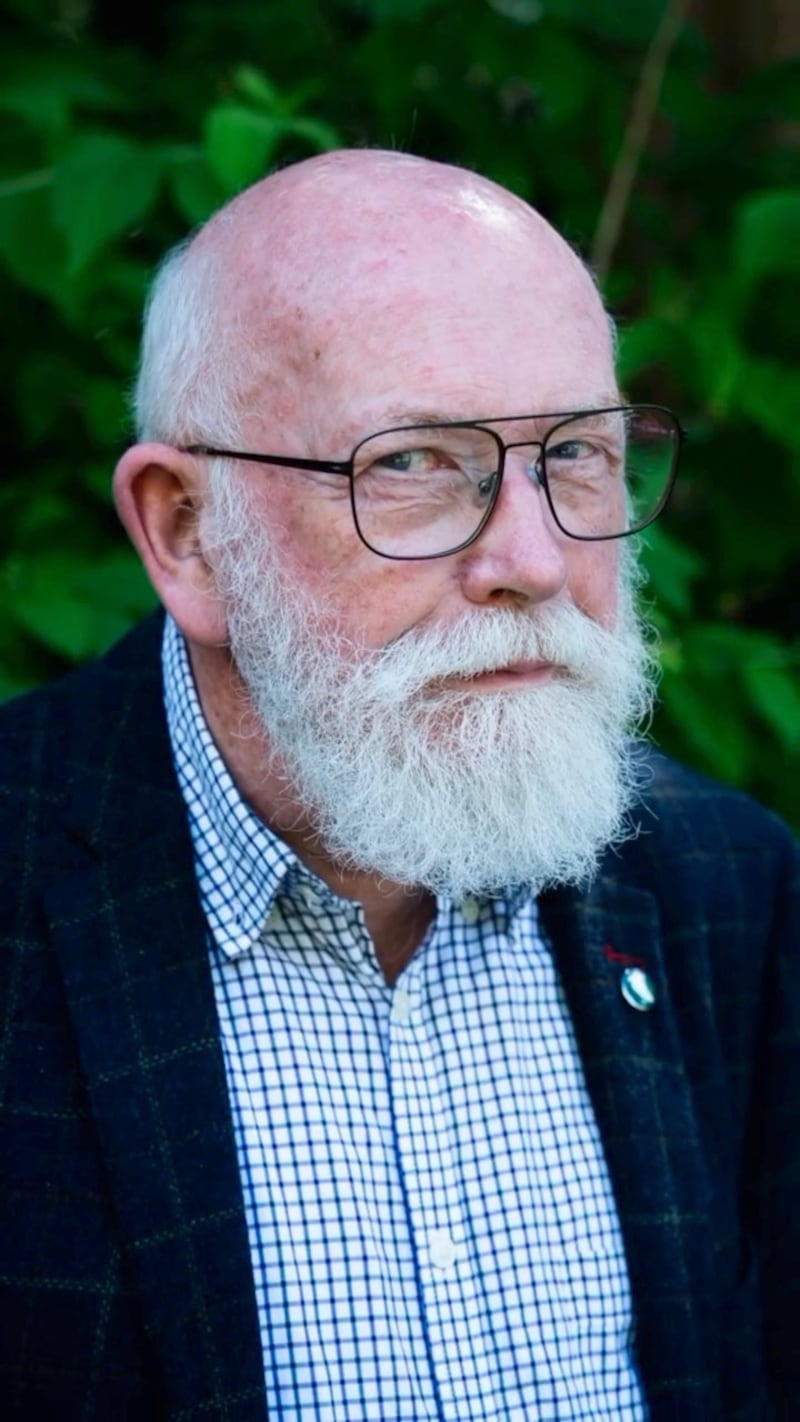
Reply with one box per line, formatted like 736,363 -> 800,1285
263,479 -> 360,581
264,488 -> 449,647
330,562 -> 451,649
567,544 -> 620,628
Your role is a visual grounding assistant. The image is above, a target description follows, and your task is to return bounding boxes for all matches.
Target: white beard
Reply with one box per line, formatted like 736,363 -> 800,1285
209,487 -> 656,899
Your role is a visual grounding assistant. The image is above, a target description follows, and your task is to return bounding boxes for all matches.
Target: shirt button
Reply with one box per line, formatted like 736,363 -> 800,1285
429,1230 -> 458,1271
393,988 -> 413,1023
460,896 -> 480,925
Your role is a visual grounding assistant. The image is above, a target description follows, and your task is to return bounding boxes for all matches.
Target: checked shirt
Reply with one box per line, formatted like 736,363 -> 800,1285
164,615 -> 647,1421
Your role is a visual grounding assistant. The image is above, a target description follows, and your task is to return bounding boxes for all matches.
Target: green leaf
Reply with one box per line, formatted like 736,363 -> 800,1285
734,189 -> 800,287
6,549 -> 157,661
170,159 -> 229,225
51,136 -> 162,274
615,316 -> 689,385
680,300 -> 744,416
16,354 -> 76,440
659,670 -> 750,782
742,659 -> 800,754
0,181 -> 65,299
82,376 -> 129,444
204,104 -> 282,193
487,0 -> 543,22
0,61 -> 119,135
640,527 -> 703,616
532,0 -> 667,43
738,357 -> 800,450
232,65 -> 282,112
686,623 -> 777,669
363,0 -> 446,18
79,551 -> 159,617
79,461 -> 119,503
13,494 -> 79,541
283,115 -> 342,151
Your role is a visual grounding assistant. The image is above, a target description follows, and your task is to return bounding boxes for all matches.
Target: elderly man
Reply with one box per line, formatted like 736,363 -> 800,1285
0,150 -> 797,1421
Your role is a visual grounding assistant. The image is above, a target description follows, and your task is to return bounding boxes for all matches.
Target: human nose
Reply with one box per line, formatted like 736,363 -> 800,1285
457,452 -> 569,609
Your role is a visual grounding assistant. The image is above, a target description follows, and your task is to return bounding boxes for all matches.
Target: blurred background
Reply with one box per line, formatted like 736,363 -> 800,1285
1,0 -> 798,826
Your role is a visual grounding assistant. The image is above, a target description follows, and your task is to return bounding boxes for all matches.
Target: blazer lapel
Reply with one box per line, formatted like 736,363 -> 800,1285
39,619 -> 266,1421
541,872 -> 719,1421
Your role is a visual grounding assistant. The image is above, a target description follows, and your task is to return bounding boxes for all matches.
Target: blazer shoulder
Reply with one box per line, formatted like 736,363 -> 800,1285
0,611 -> 164,735
0,613 -> 168,846
626,744 -> 798,872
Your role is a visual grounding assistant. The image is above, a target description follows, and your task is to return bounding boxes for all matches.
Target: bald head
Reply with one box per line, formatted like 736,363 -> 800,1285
194,148 -> 585,287
135,148 -> 613,454
194,150 -> 597,378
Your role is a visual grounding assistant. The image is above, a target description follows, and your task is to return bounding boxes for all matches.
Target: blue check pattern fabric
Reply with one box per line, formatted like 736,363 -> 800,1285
163,615 -> 648,1421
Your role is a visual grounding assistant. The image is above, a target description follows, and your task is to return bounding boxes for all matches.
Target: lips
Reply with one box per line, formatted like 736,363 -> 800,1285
464,660 -> 555,683
426,661 -> 557,695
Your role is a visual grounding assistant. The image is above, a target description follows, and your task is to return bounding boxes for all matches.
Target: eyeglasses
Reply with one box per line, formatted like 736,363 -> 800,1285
183,403 -> 684,561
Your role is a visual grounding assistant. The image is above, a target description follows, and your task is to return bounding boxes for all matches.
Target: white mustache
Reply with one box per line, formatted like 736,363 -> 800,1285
358,602 -> 623,702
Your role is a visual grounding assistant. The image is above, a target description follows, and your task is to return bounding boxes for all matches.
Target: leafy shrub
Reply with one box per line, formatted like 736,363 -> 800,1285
1,0 -> 797,823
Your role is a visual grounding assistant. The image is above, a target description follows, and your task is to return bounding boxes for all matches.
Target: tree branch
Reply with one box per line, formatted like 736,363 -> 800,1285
590,0 -> 693,282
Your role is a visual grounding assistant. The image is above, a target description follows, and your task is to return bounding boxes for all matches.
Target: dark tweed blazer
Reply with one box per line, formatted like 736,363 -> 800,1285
0,614 -> 797,1421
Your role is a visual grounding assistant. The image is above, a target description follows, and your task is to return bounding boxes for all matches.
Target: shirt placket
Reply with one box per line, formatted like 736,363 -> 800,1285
387,936 -> 489,1421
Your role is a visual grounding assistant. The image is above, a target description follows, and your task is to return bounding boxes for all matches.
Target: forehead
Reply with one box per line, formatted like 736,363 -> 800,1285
233,170 -> 616,445
323,263 -> 612,447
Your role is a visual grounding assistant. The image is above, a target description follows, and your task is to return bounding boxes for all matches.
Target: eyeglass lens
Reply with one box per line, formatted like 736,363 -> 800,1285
350,406 -> 679,558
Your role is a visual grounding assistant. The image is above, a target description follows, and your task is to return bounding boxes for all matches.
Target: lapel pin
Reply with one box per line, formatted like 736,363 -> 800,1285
620,965 -> 657,1012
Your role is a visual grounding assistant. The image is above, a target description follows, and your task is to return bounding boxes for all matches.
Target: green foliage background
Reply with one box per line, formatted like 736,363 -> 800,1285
1,0 -> 798,825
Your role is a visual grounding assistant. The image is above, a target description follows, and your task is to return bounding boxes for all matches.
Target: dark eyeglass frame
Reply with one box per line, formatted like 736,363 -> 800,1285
182,403 -> 685,561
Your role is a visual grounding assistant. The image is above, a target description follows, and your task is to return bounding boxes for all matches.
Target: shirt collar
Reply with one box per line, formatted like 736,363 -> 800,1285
162,614 -> 300,959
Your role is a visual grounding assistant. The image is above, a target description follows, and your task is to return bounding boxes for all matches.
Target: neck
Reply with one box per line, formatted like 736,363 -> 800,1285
361,892 -> 436,984
191,640 -> 435,982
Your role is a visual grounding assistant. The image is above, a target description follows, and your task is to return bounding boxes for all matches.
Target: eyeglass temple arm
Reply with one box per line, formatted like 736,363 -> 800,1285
183,445 -> 351,476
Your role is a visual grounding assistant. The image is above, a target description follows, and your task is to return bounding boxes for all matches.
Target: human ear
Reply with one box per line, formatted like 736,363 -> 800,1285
112,443 -> 229,647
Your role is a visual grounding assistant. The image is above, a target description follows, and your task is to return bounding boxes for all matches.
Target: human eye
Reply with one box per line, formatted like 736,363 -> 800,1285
546,419 -> 622,481
357,430 -> 481,491
548,436 -> 596,463
354,427 -> 498,511
370,446 -> 450,476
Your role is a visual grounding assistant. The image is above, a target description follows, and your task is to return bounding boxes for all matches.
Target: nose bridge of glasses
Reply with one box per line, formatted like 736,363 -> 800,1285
486,439 -> 563,548
471,436 -> 569,576
502,436 -> 545,488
